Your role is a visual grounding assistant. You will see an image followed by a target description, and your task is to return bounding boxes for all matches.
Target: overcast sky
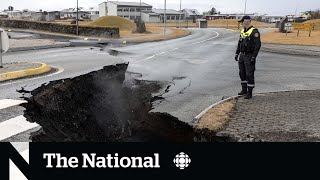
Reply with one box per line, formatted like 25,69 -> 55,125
1,0 -> 319,15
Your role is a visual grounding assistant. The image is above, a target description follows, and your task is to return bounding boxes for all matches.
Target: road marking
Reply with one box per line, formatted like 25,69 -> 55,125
0,99 -> 27,110
0,115 -> 39,141
0,65 -> 64,87
145,55 -> 155,60
155,52 -> 166,56
134,30 -> 220,64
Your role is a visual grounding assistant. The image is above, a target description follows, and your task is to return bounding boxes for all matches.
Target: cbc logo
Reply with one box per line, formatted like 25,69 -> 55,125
173,152 -> 191,170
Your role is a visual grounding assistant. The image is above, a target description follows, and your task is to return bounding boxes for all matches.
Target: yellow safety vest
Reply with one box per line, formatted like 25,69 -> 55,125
240,27 -> 256,39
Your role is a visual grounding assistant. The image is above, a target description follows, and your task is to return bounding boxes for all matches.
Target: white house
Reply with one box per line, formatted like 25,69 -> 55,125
84,7 -> 99,20
261,15 -> 284,23
300,12 -> 311,20
60,7 -> 90,20
0,12 -> 9,18
183,9 -> 202,20
99,1 -> 153,20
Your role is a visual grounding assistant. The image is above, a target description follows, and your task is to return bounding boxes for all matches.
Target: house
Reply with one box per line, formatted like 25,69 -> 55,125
183,9 -> 202,20
20,9 -> 37,20
46,11 -> 61,21
151,9 -> 184,23
0,12 -> 9,18
84,7 -> 99,20
141,12 -> 161,23
99,1 -> 153,20
261,15 -> 284,23
300,12 -> 311,20
61,7 -> 90,20
8,10 -> 22,19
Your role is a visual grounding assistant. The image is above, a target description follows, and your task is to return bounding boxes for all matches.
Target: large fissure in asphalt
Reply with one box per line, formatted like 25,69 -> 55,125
22,63 -> 236,142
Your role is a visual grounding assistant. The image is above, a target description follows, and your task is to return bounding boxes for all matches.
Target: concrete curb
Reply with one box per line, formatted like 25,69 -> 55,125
0,62 -> 51,82
193,96 -> 240,124
260,47 -> 320,57
8,44 -> 71,53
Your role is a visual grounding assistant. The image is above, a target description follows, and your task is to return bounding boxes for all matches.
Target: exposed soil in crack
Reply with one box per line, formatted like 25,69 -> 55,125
21,63 -> 237,142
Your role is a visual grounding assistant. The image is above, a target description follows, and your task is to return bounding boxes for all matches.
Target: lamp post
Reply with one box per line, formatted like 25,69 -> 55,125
140,0 -> 142,20
164,0 -> 166,38
244,0 -> 247,14
179,0 -> 182,28
76,0 -> 79,36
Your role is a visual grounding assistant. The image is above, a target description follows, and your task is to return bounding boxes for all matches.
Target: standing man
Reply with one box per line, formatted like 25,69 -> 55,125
235,16 -> 261,99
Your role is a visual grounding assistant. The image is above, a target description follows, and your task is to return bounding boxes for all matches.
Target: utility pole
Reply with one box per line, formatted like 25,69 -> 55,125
140,0 -> 142,20
244,0 -> 247,15
0,30 -> 2,68
76,0 -> 79,36
179,0 -> 182,28
164,0 -> 166,38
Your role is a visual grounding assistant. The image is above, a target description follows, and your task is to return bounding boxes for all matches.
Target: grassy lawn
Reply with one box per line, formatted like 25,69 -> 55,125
54,17 -> 190,41
262,29 -> 320,46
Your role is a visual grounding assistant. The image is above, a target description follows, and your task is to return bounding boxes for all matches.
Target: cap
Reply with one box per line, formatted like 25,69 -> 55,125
238,16 -> 251,22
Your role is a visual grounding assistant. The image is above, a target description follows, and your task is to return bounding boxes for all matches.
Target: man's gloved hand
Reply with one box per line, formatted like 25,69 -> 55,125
235,54 -> 239,61
251,57 -> 256,65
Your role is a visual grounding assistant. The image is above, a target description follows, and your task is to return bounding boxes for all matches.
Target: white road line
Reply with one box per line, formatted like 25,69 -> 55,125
134,30 -> 220,63
0,115 -> 39,141
0,65 -> 64,87
0,99 -> 27,110
145,55 -> 155,60
155,52 -> 166,56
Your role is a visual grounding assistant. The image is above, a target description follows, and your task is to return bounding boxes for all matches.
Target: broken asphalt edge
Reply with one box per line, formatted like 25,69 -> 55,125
0,62 -> 51,82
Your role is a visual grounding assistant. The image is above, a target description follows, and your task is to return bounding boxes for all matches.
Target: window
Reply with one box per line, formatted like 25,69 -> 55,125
130,8 -> 135,12
117,8 -> 123,12
123,8 -> 129,12
167,16 -> 170,20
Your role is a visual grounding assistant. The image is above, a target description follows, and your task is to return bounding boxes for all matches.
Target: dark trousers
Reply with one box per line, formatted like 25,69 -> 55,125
238,53 -> 255,88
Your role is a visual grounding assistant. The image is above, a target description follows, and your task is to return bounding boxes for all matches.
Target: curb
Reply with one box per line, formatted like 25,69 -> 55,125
8,44 -> 71,53
260,47 -> 320,57
193,96 -> 240,124
0,62 -> 51,82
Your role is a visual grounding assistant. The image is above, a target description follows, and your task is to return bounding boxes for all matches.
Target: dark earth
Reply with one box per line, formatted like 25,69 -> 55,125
21,63 -> 236,142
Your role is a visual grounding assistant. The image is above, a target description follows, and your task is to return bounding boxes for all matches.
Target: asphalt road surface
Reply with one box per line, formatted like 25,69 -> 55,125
1,28 -> 320,142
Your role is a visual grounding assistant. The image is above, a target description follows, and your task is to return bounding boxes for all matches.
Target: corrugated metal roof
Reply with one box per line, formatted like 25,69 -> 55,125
184,9 -> 201,16
108,1 -> 152,7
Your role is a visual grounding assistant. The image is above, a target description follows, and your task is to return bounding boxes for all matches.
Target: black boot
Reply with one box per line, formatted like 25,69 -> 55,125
244,87 -> 253,99
238,84 -> 247,96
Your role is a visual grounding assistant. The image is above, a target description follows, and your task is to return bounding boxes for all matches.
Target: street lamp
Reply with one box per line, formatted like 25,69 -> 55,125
164,0 -> 166,38
244,0 -> 247,14
179,0 -> 182,28
140,0 -> 142,20
76,0 -> 79,36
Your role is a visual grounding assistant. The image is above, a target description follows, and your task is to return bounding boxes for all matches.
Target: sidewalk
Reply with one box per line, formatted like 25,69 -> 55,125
0,62 -> 51,82
196,90 -> 320,142
9,39 -> 71,52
